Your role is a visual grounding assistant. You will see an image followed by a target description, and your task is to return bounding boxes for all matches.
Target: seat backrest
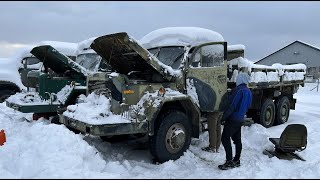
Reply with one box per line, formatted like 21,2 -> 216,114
279,124 -> 307,150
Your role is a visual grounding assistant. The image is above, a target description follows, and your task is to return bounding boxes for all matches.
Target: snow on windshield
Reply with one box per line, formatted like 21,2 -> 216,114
76,53 -> 102,72
228,57 -> 307,83
128,35 -> 184,78
140,27 -> 224,49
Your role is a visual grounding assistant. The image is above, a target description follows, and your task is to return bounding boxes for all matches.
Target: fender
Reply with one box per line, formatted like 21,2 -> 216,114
132,93 -> 200,138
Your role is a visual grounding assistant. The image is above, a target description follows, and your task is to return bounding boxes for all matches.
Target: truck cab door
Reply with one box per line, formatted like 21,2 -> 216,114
186,43 -> 228,112
19,57 -> 41,87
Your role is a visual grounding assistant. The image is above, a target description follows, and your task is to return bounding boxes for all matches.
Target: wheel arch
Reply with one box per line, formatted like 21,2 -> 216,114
150,98 -> 201,138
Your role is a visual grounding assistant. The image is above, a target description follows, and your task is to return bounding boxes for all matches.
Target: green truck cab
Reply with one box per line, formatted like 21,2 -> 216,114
6,45 -> 89,119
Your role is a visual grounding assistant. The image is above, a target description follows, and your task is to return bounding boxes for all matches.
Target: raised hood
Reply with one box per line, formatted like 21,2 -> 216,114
90,32 -> 174,81
31,45 -> 88,76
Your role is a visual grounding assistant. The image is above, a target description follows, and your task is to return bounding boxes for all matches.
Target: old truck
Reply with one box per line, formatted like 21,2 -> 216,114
0,41 -> 77,103
59,27 -> 306,163
5,37 -> 111,121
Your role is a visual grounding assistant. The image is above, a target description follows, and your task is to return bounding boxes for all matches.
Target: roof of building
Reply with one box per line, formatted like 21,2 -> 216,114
255,40 -> 320,64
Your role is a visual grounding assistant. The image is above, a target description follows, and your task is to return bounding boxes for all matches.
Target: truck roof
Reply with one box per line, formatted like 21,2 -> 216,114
227,44 -> 245,51
140,27 -> 224,49
76,37 -> 97,55
12,41 -> 77,61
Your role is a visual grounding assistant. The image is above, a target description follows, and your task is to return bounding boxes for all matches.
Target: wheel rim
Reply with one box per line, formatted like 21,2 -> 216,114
280,103 -> 289,122
265,106 -> 273,125
165,123 -> 186,154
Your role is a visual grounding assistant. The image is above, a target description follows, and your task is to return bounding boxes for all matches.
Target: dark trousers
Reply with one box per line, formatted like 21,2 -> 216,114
221,120 -> 243,161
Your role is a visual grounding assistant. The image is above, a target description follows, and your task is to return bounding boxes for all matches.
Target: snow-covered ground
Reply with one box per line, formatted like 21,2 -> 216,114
0,82 -> 320,178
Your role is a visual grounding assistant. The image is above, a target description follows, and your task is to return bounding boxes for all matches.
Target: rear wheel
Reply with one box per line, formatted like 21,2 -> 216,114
275,96 -> 290,125
258,98 -> 275,128
149,111 -> 191,163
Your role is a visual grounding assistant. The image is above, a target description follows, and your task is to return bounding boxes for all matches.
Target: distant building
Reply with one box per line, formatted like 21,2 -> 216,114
255,40 -> 320,79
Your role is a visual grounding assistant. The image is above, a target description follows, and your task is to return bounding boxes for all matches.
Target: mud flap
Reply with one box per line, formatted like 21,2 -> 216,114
263,149 -> 306,161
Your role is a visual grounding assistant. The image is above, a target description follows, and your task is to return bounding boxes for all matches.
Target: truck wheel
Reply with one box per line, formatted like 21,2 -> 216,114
275,96 -> 290,125
150,111 -> 191,163
0,90 -> 15,103
258,98 -> 275,128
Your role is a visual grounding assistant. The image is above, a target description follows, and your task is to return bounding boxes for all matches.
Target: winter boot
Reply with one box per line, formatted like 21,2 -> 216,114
233,159 -> 240,167
218,160 -> 235,170
202,146 -> 216,153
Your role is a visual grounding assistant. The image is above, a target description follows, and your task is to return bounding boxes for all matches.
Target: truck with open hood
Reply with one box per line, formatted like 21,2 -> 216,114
59,27 -> 306,163
6,38 -> 111,121
0,41 -> 77,103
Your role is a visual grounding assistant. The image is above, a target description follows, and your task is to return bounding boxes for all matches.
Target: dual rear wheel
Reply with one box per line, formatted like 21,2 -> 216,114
254,96 -> 290,128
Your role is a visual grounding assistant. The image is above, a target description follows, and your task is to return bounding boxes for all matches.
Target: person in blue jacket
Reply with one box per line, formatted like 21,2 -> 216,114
218,68 -> 252,170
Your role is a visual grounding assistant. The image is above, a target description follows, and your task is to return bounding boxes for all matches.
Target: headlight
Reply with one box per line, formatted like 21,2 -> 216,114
158,87 -> 166,97
75,94 -> 86,104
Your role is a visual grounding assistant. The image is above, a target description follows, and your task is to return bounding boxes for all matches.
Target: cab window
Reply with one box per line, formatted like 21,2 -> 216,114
191,44 -> 224,67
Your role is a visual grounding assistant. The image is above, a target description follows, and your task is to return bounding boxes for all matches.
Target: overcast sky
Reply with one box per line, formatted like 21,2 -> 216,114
0,1 -> 319,61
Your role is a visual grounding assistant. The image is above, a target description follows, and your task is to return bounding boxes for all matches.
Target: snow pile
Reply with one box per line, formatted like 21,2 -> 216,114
1,83 -> 320,178
6,84 -> 76,105
0,105 -> 108,178
63,93 -> 130,125
227,44 -> 245,51
140,27 -> 224,49
228,57 -> 307,83
6,91 -> 45,105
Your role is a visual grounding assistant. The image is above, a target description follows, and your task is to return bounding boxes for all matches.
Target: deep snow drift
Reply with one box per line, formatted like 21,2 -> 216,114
0,83 -> 320,178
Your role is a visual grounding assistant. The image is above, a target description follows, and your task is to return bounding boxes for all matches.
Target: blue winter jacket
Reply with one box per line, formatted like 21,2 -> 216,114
222,84 -> 252,122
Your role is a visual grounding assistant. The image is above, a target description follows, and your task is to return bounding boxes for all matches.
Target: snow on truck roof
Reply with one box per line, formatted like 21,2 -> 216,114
227,44 -> 245,51
140,27 -> 224,49
12,41 -> 77,60
76,37 -> 97,55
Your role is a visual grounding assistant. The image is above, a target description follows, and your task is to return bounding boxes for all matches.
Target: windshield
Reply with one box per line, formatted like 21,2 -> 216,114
76,53 -> 102,71
148,46 -> 185,69
24,57 -> 40,65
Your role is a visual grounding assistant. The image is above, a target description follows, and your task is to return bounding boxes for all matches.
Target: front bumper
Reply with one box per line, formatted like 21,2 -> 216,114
6,101 -> 60,113
60,115 -> 149,136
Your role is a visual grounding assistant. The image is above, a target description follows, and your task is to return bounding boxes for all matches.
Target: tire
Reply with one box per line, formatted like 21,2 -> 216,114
0,90 -> 15,103
275,96 -> 290,125
149,111 -> 192,163
50,115 -> 61,125
258,98 -> 275,128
